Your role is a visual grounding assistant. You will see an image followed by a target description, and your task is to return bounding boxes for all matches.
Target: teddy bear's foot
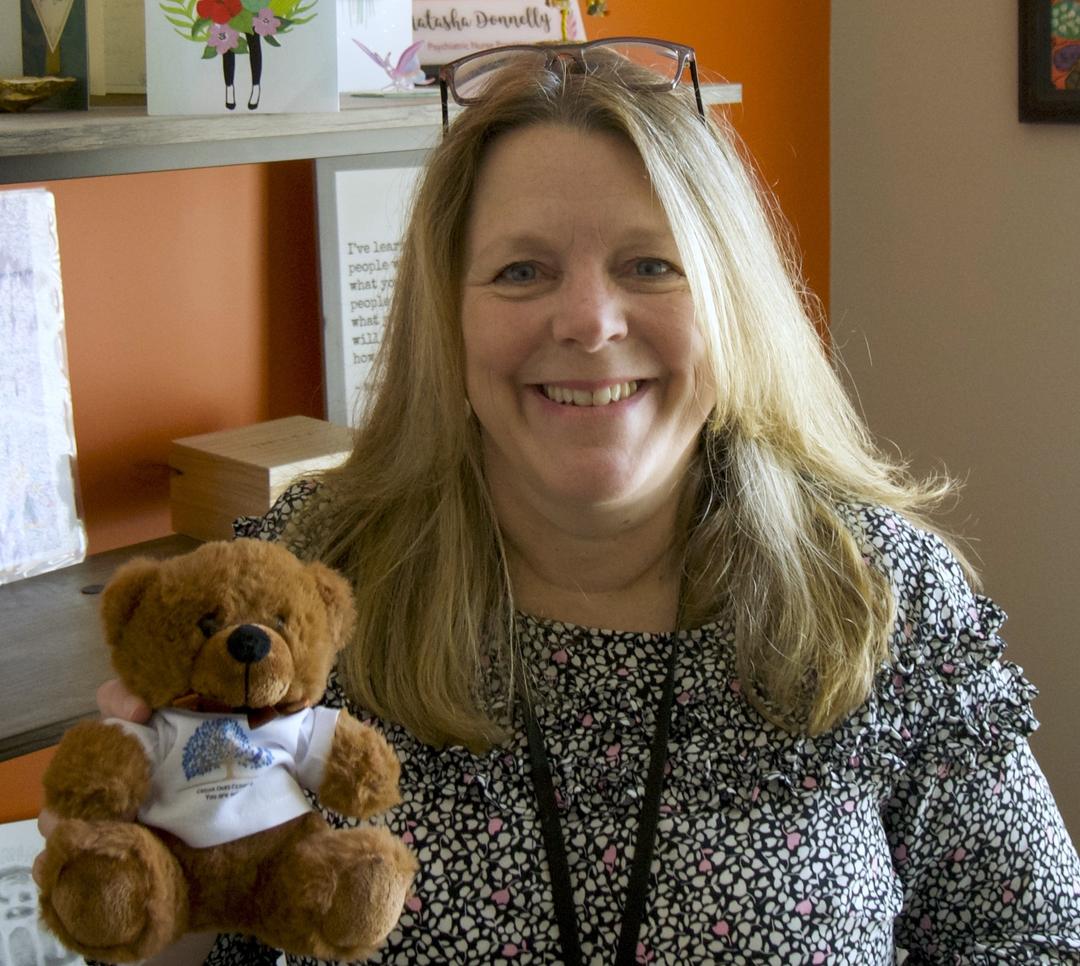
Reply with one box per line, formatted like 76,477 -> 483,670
38,820 -> 189,963
263,824 -> 417,961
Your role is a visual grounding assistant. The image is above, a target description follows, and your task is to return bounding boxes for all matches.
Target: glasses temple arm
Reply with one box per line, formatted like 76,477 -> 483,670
688,58 -> 705,119
440,79 -> 451,133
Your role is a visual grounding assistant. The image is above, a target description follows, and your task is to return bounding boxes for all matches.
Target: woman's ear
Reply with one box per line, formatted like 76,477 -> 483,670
100,557 -> 162,646
307,561 -> 357,651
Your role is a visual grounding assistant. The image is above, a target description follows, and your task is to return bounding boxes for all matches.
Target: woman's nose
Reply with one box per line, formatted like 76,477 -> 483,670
550,273 -> 628,350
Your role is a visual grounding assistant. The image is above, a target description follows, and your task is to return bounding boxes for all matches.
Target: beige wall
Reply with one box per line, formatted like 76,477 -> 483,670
831,4 -> 1079,843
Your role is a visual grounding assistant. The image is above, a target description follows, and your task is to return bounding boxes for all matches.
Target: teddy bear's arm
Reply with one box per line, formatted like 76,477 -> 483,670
318,712 -> 402,819
43,721 -> 152,820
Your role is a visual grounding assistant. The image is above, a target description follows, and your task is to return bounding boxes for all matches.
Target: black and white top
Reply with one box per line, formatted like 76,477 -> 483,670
205,486 -> 1080,964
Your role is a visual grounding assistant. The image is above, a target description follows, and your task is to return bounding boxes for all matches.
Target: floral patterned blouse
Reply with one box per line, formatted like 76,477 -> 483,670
203,485 -> 1080,965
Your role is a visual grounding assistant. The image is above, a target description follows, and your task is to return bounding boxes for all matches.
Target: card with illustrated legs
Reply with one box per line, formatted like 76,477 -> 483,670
145,0 -> 336,114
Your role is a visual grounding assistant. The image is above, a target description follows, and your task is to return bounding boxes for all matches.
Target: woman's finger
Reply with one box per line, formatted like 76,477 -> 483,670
37,808 -> 57,839
96,678 -> 151,722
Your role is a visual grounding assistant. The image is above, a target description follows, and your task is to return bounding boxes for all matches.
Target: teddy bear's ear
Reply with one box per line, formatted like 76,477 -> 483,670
306,562 -> 357,651
100,557 -> 162,644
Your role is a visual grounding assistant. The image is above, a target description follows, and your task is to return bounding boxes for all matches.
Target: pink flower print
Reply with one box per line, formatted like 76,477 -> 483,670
207,22 -> 240,53
941,661 -> 956,675
698,853 -> 713,873
502,942 -> 525,957
840,799 -> 855,814
602,844 -> 618,874
606,742 -> 622,764
405,895 -> 422,913
712,919 -> 730,938
675,689 -> 691,705
893,842 -> 908,864
551,648 -> 568,665
903,621 -> 914,640
802,775 -> 818,790
402,829 -> 415,845
795,898 -> 813,916
1002,886 -> 1016,904
252,7 -> 280,36
812,951 -> 828,964
636,940 -> 654,963
492,888 -> 510,907
950,847 -> 967,862
488,817 -> 504,835
784,831 -> 801,851
729,677 -> 741,693
919,914 -> 932,933
580,712 -> 594,727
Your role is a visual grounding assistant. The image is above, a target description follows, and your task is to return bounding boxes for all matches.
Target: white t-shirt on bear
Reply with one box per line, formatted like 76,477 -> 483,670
109,707 -> 340,848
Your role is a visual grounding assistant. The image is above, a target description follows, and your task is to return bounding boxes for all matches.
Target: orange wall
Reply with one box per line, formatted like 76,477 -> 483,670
21,160 -> 325,555
0,748 -> 56,823
2,2 -> 829,818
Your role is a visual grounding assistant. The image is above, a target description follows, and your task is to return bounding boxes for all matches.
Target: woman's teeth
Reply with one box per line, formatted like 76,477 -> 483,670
542,381 -> 639,407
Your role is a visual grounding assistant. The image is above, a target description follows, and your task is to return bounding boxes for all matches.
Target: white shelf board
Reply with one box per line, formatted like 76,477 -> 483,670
0,83 -> 740,184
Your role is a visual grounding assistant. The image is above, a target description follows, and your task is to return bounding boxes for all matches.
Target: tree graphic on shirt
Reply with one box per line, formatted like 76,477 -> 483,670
182,719 -> 273,780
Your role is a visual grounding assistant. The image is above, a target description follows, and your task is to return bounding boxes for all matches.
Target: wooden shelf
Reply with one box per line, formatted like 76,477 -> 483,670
0,535 -> 201,761
0,83 -> 741,184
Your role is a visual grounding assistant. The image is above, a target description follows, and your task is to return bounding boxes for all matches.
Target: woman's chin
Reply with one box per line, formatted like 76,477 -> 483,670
533,463 -> 670,517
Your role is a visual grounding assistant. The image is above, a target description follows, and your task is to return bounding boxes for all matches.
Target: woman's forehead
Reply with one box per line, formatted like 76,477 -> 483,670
464,124 -> 669,242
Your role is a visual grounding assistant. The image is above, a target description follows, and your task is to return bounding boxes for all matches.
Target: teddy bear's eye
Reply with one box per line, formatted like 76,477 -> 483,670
274,614 -> 288,631
198,613 -> 220,638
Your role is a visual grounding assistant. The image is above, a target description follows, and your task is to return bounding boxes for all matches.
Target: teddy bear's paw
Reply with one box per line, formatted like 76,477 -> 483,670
320,713 -> 403,819
265,825 -> 417,961
37,820 -> 189,963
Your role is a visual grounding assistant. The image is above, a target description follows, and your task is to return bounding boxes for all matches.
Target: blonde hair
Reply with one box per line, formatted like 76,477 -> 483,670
295,58 -> 964,749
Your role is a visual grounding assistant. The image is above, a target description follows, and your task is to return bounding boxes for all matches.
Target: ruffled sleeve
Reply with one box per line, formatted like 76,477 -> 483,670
856,509 -> 1080,959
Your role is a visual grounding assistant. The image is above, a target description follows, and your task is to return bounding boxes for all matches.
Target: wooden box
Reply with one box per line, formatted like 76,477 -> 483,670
169,416 -> 352,541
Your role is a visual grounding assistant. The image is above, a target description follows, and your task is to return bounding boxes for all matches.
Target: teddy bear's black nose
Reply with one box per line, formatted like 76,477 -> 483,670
227,625 -> 271,664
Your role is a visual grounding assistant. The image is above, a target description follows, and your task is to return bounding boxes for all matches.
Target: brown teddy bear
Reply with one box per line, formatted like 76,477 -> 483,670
37,538 -> 417,963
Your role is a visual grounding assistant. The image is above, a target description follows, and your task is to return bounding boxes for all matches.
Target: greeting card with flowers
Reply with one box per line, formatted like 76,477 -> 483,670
145,0 -> 336,114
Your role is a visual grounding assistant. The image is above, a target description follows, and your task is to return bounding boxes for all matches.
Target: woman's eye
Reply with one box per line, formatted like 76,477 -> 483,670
634,258 -> 675,278
495,262 -> 538,284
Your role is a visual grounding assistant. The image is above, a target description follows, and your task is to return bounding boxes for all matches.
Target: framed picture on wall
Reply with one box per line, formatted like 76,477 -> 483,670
1019,0 -> 1080,121
315,151 -> 427,426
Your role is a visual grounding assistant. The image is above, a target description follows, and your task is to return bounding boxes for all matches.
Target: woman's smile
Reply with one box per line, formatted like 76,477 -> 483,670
537,380 -> 644,408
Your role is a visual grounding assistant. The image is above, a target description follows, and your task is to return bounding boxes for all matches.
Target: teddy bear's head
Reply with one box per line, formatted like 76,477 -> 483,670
100,539 -> 356,714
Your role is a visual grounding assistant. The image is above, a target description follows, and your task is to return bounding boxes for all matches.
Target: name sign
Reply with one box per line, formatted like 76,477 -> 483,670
413,0 -> 585,65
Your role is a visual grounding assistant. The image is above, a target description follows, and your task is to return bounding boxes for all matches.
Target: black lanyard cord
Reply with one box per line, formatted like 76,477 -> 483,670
525,704 -> 585,964
524,636 -> 681,966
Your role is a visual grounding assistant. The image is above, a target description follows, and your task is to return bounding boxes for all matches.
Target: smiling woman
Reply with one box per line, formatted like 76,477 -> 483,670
64,38 -> 1080,966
